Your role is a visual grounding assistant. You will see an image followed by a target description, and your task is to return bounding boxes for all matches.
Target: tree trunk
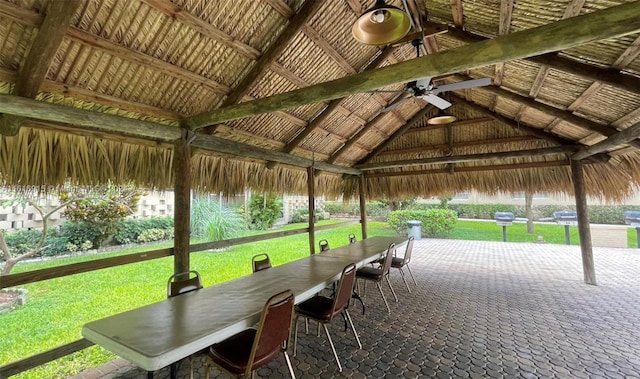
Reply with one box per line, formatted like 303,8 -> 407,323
525,191 -> 535,234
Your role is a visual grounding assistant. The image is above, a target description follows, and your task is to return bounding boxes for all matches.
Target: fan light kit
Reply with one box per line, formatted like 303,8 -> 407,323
428,110 -> 457,125
352,0 -> 411,45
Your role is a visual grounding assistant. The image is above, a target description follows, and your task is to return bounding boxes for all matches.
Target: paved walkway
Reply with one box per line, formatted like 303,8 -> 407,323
69,239 -> 640,378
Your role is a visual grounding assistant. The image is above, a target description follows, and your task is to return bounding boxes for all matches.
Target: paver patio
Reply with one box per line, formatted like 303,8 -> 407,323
69,239 -> 640,379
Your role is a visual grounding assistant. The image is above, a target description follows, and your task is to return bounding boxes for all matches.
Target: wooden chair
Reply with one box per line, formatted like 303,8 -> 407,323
293,263 -> 361,372
251,253 -> 272,273
348,233 -> 357,244
167,270 -> 202,298
391,237 -> 417,292
165,270 -> 203,379
319,239 -> 330,252
205,290 -> 296,378
355,243 -> 398,313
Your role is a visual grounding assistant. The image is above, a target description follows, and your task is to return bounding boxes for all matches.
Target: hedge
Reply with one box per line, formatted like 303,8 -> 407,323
387,209 -> 458,237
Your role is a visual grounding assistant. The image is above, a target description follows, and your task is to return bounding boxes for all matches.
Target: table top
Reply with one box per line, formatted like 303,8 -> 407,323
82,235 -> 406,371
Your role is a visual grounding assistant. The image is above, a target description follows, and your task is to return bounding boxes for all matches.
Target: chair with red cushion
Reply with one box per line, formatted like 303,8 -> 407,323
293,263 -> 361,372
205,290 -> 296,378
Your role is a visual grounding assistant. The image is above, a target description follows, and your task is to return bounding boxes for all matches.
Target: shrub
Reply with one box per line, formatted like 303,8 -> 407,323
114,217 -> 174,244
248,194 -> 282,230
387,209 -> 458,238
59,221 -> 104,250
291,208 -> 309,223
137,228 -> 167,243
191,197 -> 247,240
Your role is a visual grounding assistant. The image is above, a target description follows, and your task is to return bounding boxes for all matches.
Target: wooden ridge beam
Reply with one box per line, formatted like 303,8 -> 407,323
0,94 -> 361,175
359,105 -> 434,164
377,136 -> 539,156
356,146 -> 580,170
142,0 -> 260,59
573,121 -> 640,160
184,3 -> 640,128
365,159 -> 592,178
0,0 -> 81,136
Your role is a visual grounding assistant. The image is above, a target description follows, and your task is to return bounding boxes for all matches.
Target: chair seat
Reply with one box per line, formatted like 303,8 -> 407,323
295,295 -> 334,322
390,257 -> 405,268
208,328 -> 276,375
356,266 -> 383,280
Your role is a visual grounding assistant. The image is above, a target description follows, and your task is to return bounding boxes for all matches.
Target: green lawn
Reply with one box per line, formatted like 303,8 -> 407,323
1,221 -> 395,379
452,220 -> 638,247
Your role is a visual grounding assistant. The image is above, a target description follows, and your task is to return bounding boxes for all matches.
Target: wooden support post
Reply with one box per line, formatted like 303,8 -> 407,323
570,159 -> 597,285
359,175 -> 368,239
173,129 -> 193,275
307,166 -> 316,255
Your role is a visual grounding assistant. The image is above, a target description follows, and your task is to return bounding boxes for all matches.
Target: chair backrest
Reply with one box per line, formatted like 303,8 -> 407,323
380,243 -> 396,276
348,233 -> 357,244
252,253 -> 272,273
319,239 -> 330,252
402,237 -> 415,265
331,263 -> 357,318
247,289 -> 295,376
167,270 -> 203,298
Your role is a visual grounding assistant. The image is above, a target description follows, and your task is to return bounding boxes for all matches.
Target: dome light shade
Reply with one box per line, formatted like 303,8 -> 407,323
428,110 -> 457,125
352,0 -> 411,45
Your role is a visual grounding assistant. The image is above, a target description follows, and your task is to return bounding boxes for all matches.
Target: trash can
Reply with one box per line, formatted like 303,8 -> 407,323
407,220 -> 422,240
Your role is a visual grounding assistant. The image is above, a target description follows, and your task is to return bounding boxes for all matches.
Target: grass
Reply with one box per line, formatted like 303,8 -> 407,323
452,220 -> 638,247
1,221 -> 395,379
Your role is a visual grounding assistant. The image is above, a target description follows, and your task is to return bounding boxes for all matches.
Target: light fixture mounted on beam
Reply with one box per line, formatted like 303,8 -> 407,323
352,0 -> 411,45
427,110 -> 457,125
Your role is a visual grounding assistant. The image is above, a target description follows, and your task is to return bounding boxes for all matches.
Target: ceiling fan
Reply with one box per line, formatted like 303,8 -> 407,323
380,76 -> 493,112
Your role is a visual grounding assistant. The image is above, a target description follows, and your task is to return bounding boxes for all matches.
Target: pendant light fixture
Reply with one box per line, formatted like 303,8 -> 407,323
427,109 -> 457,125
352,0 -> 411,45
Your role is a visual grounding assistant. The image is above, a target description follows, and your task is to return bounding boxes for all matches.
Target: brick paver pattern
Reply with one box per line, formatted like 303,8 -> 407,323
69,239 -> 640,378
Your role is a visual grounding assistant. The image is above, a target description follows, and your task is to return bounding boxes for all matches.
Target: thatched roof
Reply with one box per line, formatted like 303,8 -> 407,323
1,0 -> 640,201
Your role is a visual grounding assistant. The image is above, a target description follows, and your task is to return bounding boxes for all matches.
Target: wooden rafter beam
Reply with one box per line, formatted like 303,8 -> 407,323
451,95 -> 570,146
326,93 -> 405,164
453,74 -> 640,148
573,121 -> 640,160
358,105 -> 434,164
356,146 -> 581,170
0,94 -> 360,176
451,0 -> 464,28
142,0 -> 260,59
365,159 -> 596,178
213,1 -> 322,110
184,3 -> 640,129
0,1 -> 232,97
436,21 -> 640,95
377,136 -> 539,156
493,0 -> 515,88
0,0 -> 82,136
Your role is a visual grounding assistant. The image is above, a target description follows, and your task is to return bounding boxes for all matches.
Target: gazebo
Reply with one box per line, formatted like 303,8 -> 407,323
1,0 -> 640,376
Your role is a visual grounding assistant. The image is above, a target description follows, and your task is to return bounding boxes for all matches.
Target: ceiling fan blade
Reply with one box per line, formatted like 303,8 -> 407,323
381,97 -> 411,112
431,77 -> 492,94
420,94 -> 452,110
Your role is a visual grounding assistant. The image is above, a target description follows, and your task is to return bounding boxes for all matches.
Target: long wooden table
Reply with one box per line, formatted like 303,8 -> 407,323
82,236 -> 406,372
